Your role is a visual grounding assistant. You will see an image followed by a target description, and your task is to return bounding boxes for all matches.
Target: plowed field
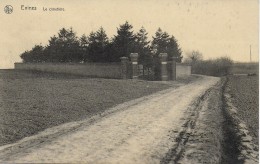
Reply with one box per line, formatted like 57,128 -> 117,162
226,75 -> 259,145
0,70 -> 174,146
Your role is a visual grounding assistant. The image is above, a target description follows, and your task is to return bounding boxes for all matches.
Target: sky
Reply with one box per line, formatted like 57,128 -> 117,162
0,0 -> 259,68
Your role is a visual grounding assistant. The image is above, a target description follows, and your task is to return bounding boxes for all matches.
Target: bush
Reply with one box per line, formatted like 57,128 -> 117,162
192,57 -> 233,76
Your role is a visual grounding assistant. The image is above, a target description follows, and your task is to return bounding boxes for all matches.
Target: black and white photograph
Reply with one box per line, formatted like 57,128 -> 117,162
0,0 -> 259,163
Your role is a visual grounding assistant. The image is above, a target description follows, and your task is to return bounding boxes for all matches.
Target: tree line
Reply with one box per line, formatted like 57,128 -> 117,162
184,50 -> 233,76
20,21 -> 183,67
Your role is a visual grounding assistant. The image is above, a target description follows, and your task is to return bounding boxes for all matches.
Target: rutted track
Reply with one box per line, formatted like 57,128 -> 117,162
161,80 -> 225,163
162,77 -> 258,164
0,76 -> 219,163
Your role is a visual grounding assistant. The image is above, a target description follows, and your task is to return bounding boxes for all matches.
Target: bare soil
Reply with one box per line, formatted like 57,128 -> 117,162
1,70 -> 257,163
0,75 -> 219,163
222,75 -> 259,163
0,69 -> 178,146
163,79 -> 225,164
226,75 -> 259,146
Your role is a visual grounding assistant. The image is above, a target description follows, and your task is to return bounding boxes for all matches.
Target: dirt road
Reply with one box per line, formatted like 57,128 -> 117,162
0,76 -> 219,163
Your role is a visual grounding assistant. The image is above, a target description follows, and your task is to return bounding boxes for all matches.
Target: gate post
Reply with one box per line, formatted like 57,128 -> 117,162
159,53 -> 168,81
130,53 -> 139,79
120,57 -> 129,79
171,57 -> 177,80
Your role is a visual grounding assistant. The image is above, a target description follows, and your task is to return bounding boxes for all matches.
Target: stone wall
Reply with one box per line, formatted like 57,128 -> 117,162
14,62 -> 123,79
14,53 -> 191,80
176,64 -> 191,78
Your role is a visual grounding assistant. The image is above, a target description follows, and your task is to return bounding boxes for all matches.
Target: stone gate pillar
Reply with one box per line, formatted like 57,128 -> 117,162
171,57 -> 177,81
159,53 -> 168,81
120,57 -> 129,79
130,53 -> 139,79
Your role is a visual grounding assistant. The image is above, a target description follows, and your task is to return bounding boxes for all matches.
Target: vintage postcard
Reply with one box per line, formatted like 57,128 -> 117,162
0,0 -> 258,163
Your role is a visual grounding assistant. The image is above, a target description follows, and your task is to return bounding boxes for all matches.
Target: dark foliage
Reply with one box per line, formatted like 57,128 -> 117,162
192,57 -> 234,76
151,28 -> 183,62
135,26 -> 153,68
87,27 -> 110,62
111,21 -> 137,62
20,45 -> 45,63
20,23 -> 183,65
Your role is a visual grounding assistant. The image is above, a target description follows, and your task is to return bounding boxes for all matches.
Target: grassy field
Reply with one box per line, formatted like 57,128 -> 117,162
0,70 -> 175,146
226,75 -> 259,145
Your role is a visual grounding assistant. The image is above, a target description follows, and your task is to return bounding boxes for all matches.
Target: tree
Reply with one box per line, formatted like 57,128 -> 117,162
112,21 -> 137,61
79,34 -> 89,62
151,28 -> 168,55
87,27 -> 110,62
167,36 -> 182,62
44,35 -> 59,62
135,27 -> 152,67
185,50 -> 203,64
215,57 -> 233,75
191,57 -> 233,76
151,28 -> 182,62
46,27 -> 82,62
20,51 -> 31,63
20,25 -> 185,66
20,44 -> 45,62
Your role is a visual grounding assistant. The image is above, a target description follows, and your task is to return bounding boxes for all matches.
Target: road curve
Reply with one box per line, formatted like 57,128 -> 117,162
1,76 -> 219,163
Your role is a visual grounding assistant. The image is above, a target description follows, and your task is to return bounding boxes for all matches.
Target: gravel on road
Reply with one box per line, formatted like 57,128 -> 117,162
0,75 -> 219,163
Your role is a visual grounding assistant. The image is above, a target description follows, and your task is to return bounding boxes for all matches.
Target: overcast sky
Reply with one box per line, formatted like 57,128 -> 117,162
0,0 -> 258,68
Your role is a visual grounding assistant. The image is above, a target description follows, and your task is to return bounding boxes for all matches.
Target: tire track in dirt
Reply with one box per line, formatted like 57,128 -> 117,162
222,77 -> 258,164
0,76 -> 219,163
161,77 -> 259,164
161,80 -> 224,164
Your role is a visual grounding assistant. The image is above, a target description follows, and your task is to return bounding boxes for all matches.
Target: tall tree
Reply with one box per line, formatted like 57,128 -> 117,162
46,27 -> 82,62
44,35 -> 59,62
166,36 -> 183,62
79,34 -> 89,62
79,34 -> 89,63
151,28 -> 182,62
151,28 -> 169,55
20,44 -> 45,63
135,27 -> 152,67
112,21 -> 136,61
79,34 -> 89,47
88,27 -> 110,62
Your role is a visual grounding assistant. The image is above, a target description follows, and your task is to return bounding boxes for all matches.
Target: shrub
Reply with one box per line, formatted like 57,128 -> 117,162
192,57 -> 233,76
